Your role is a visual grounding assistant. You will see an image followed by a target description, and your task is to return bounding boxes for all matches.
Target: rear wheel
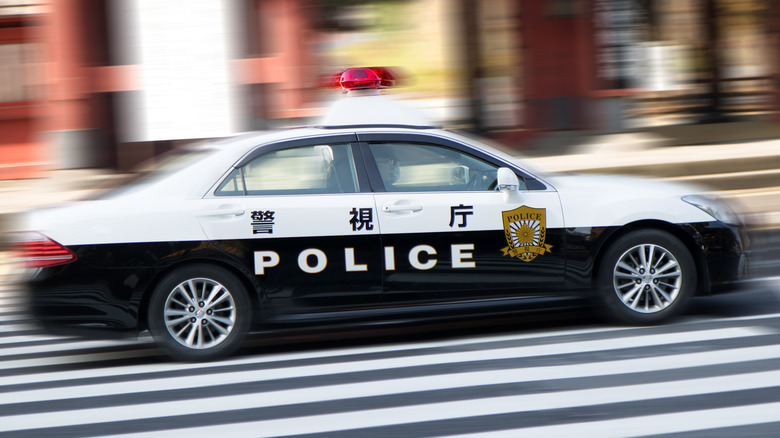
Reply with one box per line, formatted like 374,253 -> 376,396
596,230 -> 696,324
148,264 -> 251,361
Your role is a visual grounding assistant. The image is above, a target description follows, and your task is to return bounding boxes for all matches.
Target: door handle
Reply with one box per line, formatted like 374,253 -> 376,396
382,203 -> 423,213
199,206 -> 246,217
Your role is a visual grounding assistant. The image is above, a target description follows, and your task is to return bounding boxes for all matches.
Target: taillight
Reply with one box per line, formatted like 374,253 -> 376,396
13,232 -> 77,268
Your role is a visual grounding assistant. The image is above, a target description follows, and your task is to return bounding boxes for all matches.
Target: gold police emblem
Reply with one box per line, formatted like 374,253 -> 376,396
501,206 -> 553,262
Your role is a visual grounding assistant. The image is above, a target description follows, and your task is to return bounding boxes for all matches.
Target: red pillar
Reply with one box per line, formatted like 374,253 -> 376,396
0,17 -> 46,179
519,0 -> 594,131
250,0 -> 315,118
42,0 -> 99,168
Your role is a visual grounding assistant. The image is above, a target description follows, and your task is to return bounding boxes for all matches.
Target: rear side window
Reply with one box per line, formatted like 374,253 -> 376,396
216,143 -> 359,196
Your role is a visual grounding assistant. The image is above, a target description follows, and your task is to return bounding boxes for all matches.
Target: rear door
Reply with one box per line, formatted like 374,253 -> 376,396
358,133 -> 565,305
199,135 -> 383,317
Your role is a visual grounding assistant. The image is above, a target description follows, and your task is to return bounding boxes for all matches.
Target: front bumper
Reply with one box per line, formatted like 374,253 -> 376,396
690,221 -> 751,294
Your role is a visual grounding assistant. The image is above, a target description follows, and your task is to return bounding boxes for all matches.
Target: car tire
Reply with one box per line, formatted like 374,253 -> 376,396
148,264 -> 251,361
596,229 -> 696,325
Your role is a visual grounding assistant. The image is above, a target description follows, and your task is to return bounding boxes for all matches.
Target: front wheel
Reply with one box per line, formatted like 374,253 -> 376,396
596,230 -> 696,325
148,264 -> 251,361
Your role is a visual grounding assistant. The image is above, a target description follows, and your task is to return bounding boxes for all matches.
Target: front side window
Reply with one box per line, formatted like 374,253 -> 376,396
216,143 -> 359,196
368,142 -> 506,192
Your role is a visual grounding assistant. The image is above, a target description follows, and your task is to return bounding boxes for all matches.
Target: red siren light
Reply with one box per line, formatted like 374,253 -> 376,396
338,68 -> 381,91
326,67 -> 405,91
368,67 -> 397,88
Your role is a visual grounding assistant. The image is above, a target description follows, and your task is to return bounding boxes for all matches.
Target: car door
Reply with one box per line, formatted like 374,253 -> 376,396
199,135 -> 383,318
358,133 -> 565,305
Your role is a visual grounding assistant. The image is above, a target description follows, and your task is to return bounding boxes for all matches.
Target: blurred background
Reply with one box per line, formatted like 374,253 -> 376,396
0,0 -> 776,173
1,0 -> 780,188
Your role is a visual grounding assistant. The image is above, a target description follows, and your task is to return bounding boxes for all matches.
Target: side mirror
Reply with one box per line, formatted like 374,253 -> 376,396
497,167 -> 519,192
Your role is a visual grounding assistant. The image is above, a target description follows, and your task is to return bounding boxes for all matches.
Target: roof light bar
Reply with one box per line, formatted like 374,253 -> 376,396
329,67 -> 403,91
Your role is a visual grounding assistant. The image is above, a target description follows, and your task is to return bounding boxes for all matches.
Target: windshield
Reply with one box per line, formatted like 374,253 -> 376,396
447,130 -> 552,179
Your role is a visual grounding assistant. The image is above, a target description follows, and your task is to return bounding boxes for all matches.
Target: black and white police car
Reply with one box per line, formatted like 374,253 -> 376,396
15,68 -> 750,361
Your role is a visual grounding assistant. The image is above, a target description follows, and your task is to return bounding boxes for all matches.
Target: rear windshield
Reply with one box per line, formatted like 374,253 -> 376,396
91,148 -> 218,199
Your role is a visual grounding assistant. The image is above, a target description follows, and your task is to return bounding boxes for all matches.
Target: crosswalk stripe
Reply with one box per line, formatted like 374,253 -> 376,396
1,284 -> 780,437
0,313 -> 27,322
0,297 -> 23,306
0,323 -> 762,386
0,339 -> 144,356
445,402 -> 780,438
0,347 -> 157,371
2,326 -> 769,362
0,338 -> 780,414
0,323 -> 38,334
0,335 -> 74,346
0,326 -> 769,385
6,362 -> 780,433
693,311 -> 780,323
77,381 -> 780,438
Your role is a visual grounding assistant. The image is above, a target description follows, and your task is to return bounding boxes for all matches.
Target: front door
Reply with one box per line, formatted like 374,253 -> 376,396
361,139 -> 565,305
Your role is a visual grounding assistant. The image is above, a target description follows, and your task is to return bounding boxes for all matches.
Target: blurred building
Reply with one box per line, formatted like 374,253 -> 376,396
1,0 -> 778,179
1,0 -> 316,178
486,0 -> 778,134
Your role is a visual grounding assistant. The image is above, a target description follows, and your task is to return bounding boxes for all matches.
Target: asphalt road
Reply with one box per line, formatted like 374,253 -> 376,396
1,269 -> 780,437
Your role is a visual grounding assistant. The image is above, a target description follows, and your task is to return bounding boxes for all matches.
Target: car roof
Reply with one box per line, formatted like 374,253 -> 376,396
196,125 -> 444,162
318,93 -> 436,128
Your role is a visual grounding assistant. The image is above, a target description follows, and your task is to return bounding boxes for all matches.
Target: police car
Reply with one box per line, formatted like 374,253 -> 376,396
15,68 -> 750,361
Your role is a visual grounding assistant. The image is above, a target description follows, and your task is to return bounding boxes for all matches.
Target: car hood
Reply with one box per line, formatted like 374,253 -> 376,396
545,173 -> 716,228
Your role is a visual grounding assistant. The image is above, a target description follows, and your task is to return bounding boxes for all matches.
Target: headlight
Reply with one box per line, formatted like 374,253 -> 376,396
682,195 -> 741,225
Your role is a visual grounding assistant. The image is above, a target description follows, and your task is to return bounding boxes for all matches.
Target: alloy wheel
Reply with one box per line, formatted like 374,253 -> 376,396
612,243 -> 682,314
163,278 -> 237,349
